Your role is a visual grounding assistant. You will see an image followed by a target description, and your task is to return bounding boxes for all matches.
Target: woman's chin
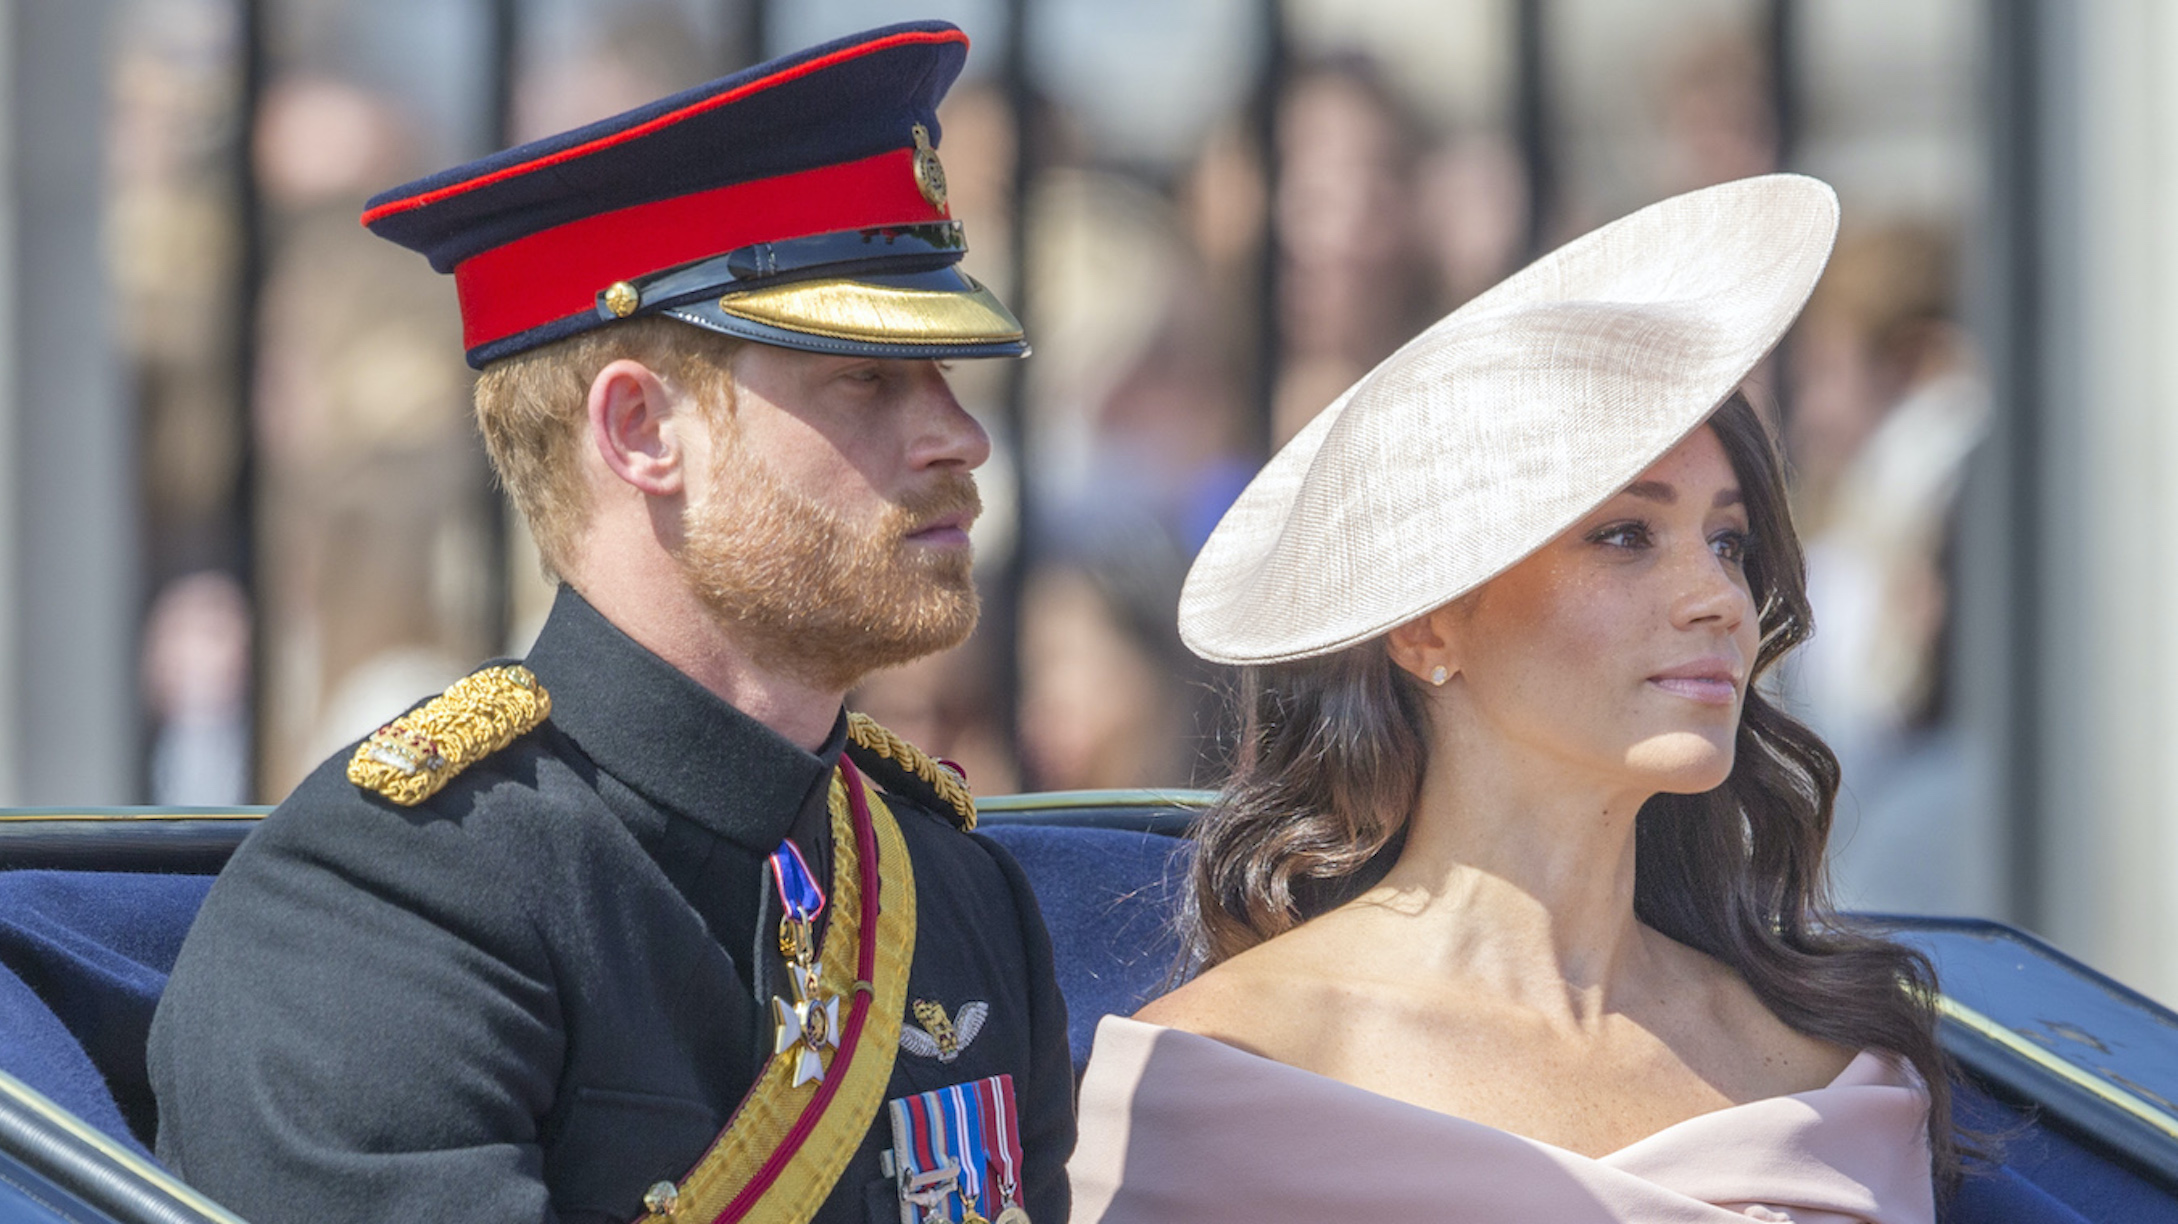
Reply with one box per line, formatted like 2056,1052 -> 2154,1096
1624,732 -> 1735,793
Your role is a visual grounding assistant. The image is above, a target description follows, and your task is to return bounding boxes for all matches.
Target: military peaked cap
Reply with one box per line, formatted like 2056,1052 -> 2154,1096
362,21 -> 1026,368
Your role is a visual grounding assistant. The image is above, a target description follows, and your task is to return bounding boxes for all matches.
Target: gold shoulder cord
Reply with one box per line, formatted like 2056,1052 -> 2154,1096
846,711 -> 976,830
346,665 -> 550,806
639,765 -> 916,1224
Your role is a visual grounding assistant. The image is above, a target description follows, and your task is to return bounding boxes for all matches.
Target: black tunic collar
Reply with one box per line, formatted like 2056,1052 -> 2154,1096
523,585 -> 846,854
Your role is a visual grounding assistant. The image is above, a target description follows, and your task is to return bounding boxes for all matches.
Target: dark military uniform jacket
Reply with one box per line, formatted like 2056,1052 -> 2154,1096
148,588 -> 1074,1224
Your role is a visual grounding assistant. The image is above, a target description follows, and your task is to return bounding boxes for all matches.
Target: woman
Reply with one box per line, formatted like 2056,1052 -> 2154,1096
1069,175 -> 1947,1223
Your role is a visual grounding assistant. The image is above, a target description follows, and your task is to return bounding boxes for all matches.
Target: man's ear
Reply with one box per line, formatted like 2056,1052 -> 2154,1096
1386,604 -> 1461,688
588,358 -> 692,498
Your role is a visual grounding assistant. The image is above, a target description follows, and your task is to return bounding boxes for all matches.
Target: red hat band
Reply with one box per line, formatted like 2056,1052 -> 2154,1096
451,148 -> 948,356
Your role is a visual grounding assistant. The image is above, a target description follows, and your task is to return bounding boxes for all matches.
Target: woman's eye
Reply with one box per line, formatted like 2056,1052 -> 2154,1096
1589,521 -> 1651,549
1710,529 -> 1750,565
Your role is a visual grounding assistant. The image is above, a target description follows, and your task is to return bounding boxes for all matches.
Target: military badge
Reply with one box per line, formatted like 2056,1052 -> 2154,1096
910,122 -> 948,211
768,839 -> 838,1086
900,999 -> 988,1063
883,1075 -> 1031,1224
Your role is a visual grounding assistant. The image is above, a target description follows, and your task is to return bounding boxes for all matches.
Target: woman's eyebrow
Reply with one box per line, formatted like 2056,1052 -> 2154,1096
1617,481 -> 1744,508
1619,481 -> 1743,507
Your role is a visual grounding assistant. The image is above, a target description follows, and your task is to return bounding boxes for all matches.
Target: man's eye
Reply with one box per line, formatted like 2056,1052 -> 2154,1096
1589,521 -> 1651,549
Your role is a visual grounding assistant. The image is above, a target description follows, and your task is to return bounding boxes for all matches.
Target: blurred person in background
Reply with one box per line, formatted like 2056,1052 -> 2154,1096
141,572 -> 251,807
150,24 -> 1074,1224
249,72 -> 490,795
851,638 -> 1021,796
1271,56 -> 1435,445
1020,558 -> 1208,793
1657,27 -> 1779,195
1786,224 -> 1989,914
1415,128 -> 1528,311
1018,164 -> 1248,791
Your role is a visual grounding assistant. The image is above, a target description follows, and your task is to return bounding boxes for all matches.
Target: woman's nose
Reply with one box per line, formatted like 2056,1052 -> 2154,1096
1673,547 -> 1751,631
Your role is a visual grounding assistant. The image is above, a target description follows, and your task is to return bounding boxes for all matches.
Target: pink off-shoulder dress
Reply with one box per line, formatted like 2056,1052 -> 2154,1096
1069,1016 -> 1935,1224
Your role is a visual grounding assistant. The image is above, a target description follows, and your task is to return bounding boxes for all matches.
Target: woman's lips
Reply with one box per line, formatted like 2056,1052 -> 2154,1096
1648,661 -> 1741,705
1649,676 -> 1738,705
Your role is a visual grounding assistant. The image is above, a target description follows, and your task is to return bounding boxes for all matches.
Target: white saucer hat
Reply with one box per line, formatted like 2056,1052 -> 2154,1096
1179,174 -> 1839,665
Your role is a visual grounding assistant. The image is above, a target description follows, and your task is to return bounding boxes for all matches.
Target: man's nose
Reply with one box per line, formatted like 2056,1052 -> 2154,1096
908,366 -> 993,471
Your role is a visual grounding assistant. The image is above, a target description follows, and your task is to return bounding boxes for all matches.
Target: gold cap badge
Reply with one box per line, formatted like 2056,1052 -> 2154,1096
910,123 -> 948,212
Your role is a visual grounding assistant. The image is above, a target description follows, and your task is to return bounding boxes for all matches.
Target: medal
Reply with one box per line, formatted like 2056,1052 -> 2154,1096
977,1075 -> 1030,1224
900,1157 -> 960,1224
888,1074 -> 1029,1224
946,1081 -> 988,1220
767,839 -> 837,1086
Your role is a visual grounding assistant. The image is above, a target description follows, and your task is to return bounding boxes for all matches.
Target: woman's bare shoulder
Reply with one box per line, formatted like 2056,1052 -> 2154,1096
1132,937 -> 1343,1055
1654,933 -> 1859,1095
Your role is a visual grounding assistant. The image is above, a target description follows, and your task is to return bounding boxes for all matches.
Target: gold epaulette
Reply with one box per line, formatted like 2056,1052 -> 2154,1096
845,711 -> 976,831
346,665 -> 551,807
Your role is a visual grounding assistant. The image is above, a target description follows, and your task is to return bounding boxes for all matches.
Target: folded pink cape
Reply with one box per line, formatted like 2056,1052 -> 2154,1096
1070,1016 -> 1934,1224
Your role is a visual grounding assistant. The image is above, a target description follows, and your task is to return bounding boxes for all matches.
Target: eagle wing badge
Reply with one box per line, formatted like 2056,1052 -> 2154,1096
900,999 -> 989,1063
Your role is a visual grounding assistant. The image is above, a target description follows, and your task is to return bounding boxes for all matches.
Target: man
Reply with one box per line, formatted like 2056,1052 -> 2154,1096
149,22 -> 1072,1224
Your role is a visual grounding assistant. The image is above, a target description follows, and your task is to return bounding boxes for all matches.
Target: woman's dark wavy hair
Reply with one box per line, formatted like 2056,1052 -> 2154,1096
1178,392 -> 1960,1186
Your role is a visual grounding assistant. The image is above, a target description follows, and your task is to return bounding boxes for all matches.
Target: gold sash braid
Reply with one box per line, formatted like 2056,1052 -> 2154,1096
637,759 -> 916,1224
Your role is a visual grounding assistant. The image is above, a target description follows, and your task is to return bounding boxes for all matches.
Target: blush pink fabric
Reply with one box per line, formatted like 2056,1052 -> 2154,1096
1069,1016 -> 1934,1224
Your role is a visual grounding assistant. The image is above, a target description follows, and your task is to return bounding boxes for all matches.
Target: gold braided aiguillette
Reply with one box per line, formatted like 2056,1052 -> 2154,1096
846,711 -> 975,830
347,665 -> 551,806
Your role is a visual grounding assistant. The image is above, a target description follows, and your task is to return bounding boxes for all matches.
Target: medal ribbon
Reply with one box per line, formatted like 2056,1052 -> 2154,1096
975,1075 -> 1024,1210
903,1094 -> 947,1193
890,1082 -> 1002,1222
768,837 -> 825,925
942,1082 -> 990,1216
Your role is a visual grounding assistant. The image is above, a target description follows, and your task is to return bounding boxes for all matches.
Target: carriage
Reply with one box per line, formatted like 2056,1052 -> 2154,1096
0,794 -> 2172,1223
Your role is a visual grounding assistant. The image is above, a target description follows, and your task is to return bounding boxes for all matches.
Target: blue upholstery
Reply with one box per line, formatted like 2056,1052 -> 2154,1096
0,957 -> 141,1157
1950,1163 -> 2093,1222
979,824 -> 1189,1073
0,871 -> 213,1154
1949,1082 -> 2178,1222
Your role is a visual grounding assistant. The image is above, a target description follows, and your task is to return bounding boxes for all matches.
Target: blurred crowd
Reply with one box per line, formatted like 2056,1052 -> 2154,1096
111,0 -> 1989,913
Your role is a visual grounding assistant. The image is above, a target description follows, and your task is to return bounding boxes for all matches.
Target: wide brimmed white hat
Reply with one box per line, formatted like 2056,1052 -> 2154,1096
1177,173 -> 1838,665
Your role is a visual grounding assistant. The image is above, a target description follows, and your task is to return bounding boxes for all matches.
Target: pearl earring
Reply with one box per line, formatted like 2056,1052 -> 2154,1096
1429,665 -> 1449,687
